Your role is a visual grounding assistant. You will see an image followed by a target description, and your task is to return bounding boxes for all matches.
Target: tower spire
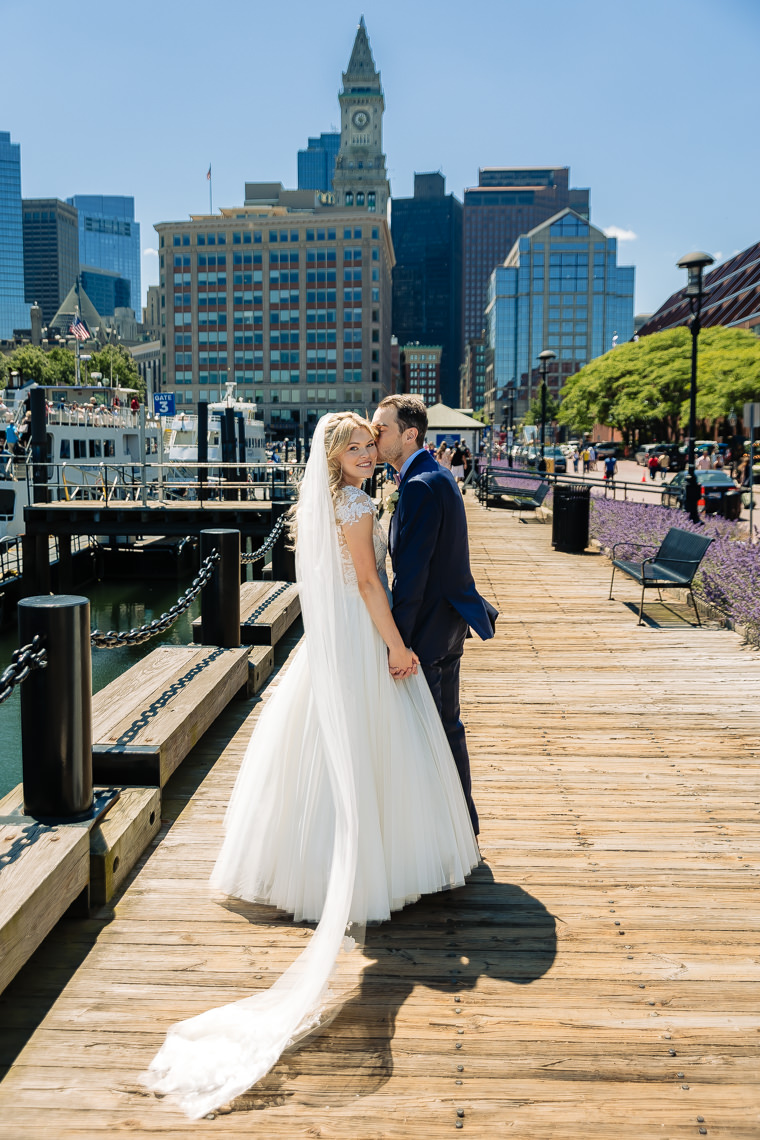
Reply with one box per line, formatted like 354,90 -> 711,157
333,18 -> 390,214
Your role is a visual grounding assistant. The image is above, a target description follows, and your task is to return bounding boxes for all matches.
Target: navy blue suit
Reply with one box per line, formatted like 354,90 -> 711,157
388,450 -> 497,833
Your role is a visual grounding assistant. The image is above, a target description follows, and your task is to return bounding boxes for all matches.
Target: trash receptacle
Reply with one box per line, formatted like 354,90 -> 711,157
552,483 -> 591,552
720,488 -> 742,520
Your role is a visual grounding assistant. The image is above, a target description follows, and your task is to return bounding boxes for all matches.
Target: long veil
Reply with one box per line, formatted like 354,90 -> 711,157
142,415 -> 360,1118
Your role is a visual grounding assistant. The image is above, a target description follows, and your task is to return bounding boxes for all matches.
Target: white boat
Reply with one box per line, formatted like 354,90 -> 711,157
0,383 -> 162,539
163,382 -> 266,469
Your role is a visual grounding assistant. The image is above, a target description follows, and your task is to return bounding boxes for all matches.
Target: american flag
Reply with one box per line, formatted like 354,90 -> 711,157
70,316 -> 90,341
207,165 -> 211,181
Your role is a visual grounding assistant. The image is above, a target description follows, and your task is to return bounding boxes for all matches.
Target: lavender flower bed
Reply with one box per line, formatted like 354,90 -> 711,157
589,498 -> 760,642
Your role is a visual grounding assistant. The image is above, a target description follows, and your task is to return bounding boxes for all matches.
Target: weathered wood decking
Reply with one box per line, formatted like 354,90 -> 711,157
0,500 -> 758,1138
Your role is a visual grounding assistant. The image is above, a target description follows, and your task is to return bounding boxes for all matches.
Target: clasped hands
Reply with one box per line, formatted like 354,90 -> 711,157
388,646 -> 419,680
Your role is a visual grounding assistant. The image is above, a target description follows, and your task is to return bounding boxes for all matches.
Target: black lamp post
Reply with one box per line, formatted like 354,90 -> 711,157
502,386 -> 515,467
537,349 -> 556,473
676,251 -> 714,523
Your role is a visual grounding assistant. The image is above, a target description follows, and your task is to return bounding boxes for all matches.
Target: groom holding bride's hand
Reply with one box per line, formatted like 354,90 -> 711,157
372,395 -> 498,835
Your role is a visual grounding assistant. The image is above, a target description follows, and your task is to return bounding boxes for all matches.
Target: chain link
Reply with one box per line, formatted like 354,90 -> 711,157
90,549 -> 221,649
0,635 -> 47,706
241,514 -> 287,564
243,581 -> 293,625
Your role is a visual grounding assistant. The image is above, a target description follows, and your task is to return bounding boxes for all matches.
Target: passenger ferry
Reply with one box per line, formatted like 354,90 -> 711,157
163,382 -> 266,468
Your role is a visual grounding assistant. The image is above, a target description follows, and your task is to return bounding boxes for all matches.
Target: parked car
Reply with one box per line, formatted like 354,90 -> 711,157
661,469 -> 742,518
594,442 -> 618,460
636,443 -> 682,469
542,446 -> 567,473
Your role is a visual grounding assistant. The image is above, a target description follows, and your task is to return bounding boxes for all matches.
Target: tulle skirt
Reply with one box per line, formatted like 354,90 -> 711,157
211,590 -> 479,924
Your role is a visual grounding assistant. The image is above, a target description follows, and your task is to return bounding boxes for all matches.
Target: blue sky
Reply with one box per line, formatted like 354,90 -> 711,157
5,0 -> 758,314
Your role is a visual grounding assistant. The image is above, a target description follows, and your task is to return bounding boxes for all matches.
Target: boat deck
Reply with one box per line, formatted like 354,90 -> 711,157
0,499 -> 758,1138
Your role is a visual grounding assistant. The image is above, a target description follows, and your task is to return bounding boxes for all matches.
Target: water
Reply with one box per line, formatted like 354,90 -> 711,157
0,576 -> 200,798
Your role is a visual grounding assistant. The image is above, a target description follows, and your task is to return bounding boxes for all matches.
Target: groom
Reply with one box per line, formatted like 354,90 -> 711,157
372,394 -> 497,835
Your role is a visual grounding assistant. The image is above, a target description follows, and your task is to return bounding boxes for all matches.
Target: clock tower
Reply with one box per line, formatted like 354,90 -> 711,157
332,17 -> 390,215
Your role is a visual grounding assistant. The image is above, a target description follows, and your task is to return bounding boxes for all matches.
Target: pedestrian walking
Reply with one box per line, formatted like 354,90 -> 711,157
647,452 -> 659,481
581,447 -> 589,474
450,441 -> 465,486
604,454 -> 617,480
436,441 -> 452,469
572,448 -> 580,474
587,444 -> 597,471
658,451 -> 670,480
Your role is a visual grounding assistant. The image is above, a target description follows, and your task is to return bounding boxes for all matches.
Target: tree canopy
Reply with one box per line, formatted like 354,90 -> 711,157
558,326 -> 760,442
524,390 -> 561,427
0,343 -> 144,398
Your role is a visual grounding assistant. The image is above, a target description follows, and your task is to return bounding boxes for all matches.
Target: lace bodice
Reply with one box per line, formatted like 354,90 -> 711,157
334,485 -> 388,594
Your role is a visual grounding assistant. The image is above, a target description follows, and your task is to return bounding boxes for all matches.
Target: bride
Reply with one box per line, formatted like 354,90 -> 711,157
143,412 -> 479,1118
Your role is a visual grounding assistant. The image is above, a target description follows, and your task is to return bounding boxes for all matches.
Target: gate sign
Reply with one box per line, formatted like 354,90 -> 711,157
153,393 -> 176,417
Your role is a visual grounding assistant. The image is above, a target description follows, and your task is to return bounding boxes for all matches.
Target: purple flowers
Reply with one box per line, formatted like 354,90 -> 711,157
590,498 -> 760,641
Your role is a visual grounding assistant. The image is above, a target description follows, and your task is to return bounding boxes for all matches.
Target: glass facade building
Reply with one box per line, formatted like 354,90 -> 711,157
485,209 -> 634,418
67,195 -> 140,316
463,166 -> 590,343
22,198 -> 80,325
391,173 -> 463,407
0,131 -> 29,338
298,133 -> 341,194
80,267 -> 131,317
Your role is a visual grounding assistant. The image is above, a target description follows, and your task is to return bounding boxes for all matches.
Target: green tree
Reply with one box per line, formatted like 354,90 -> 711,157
46,347 -> 77,386
524,390 -> 561,426
0,345 -> 51,387
86,344 -> 144,399
558,325 -> 760,444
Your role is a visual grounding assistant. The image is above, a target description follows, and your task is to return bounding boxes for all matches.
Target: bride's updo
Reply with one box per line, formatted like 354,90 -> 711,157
288,411 -> 376,545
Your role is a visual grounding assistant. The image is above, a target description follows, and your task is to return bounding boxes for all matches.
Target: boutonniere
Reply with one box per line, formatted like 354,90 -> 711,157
384,489 -> 399,516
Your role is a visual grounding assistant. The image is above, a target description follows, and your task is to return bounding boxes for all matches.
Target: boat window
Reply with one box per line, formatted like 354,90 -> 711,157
74,440 -> 87,458
104,440 -> 115,457
60,439 -> 71,459
210,433 -> 220,446
89,440 -> 102,458
0,489 -> 15,516
173,430 -> 196,445
145,438 -> 158,455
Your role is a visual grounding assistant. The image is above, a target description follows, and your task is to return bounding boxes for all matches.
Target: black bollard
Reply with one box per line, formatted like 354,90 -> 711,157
200,529 -> 240,647
271,507 -> 295,582
30,386 -> 49,504
18,595 -> 93,822
197,399 -> 209,501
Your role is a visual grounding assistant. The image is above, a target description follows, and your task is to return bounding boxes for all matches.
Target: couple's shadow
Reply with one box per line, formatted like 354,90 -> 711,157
230,862 -> 557,1111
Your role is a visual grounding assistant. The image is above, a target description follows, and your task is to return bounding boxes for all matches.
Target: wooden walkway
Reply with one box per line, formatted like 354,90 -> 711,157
0,500 -> 758,1138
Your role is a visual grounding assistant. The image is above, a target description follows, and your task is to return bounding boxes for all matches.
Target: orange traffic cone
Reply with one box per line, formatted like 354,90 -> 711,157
641,475 -> 646,483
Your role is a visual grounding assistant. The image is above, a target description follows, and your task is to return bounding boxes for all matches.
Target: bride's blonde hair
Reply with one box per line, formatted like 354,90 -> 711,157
288,411 -> 376,545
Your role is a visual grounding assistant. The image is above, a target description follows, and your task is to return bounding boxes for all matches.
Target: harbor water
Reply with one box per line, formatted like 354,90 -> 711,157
0,576 -> 199,799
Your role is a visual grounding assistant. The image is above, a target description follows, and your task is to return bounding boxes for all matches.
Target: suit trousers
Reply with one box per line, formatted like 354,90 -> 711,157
422,653 -> 479,836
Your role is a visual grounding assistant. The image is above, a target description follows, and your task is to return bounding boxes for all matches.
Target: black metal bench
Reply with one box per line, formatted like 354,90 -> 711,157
608,526 -> 714,625
482,469 -> 550,521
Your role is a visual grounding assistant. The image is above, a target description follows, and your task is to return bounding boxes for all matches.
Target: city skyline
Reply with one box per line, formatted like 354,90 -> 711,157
4,0 -> 758,319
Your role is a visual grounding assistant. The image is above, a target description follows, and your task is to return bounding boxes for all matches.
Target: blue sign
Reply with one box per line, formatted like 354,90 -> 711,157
153,393 -> 176,416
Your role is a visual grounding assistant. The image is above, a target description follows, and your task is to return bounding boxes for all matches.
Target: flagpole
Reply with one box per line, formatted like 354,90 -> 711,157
209,164 -> 213,215
74,305 -> 81,386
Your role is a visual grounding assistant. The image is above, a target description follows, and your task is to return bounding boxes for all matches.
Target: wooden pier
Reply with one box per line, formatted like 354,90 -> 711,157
0,500 -> 758,1137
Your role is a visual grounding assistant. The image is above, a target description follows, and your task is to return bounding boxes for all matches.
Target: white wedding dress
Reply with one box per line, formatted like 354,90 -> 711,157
143,423 -> 478,1119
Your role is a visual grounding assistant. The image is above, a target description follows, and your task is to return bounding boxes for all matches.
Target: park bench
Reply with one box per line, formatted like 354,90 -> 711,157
483,468 -> 550,521
608,526 -> 714,625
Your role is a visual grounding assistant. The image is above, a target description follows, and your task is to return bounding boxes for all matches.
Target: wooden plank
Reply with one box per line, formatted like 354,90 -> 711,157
0,819 -> 89,995
246,644 -> 274,696
92,645 -> 251,785
191,581 -> 301,647
0,501 -> 759,1135
89,787 -> 161,906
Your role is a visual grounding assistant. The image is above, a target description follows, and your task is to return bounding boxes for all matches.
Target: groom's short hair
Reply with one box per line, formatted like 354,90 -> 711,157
377,394 -> 427,446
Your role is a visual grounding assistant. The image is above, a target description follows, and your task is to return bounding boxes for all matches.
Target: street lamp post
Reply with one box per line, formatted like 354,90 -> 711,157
676,251 -> 714,523
503,387 -> 515,467
537,349 -> 556,474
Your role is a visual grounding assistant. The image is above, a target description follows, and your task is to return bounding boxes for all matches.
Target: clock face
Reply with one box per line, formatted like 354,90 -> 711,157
352,109 -> 370,130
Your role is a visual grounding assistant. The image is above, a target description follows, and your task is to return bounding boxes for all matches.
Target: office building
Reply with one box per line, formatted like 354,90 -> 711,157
636,241 -> 760,338
459,334 -> 487,412
484,208 -> 634,419
399,344 -> 442,405
391,172 -> 463,406
0,131 -> 29,339
67,195 -> 140,318
464,166 -> 589,343
298,132 -> 341,194
22,198 -> 80,325
155,193 -> 394,436
331,17 -> 390,215
79,266 -> 131,317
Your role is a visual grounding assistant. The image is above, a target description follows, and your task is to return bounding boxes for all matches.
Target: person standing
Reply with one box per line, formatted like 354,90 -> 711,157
604,454 -> 617,481
373,395 -> 497,835
436,441 -> 452,469
648,452 -> 659,480
450,440 -> 465,486
658,451 -> 670,480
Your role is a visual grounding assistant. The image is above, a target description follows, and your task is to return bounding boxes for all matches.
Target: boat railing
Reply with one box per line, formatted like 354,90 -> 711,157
25,459 -> 308,506
45,407 -> 161,431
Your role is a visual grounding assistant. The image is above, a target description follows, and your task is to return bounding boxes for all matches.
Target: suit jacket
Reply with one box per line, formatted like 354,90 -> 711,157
388,450 -> 497,663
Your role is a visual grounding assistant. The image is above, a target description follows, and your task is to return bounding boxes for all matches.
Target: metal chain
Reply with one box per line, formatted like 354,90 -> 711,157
0,635 -> 47,706
91,550 -> 221,648
243,581 -> 293,625
241,514 -> 287,564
